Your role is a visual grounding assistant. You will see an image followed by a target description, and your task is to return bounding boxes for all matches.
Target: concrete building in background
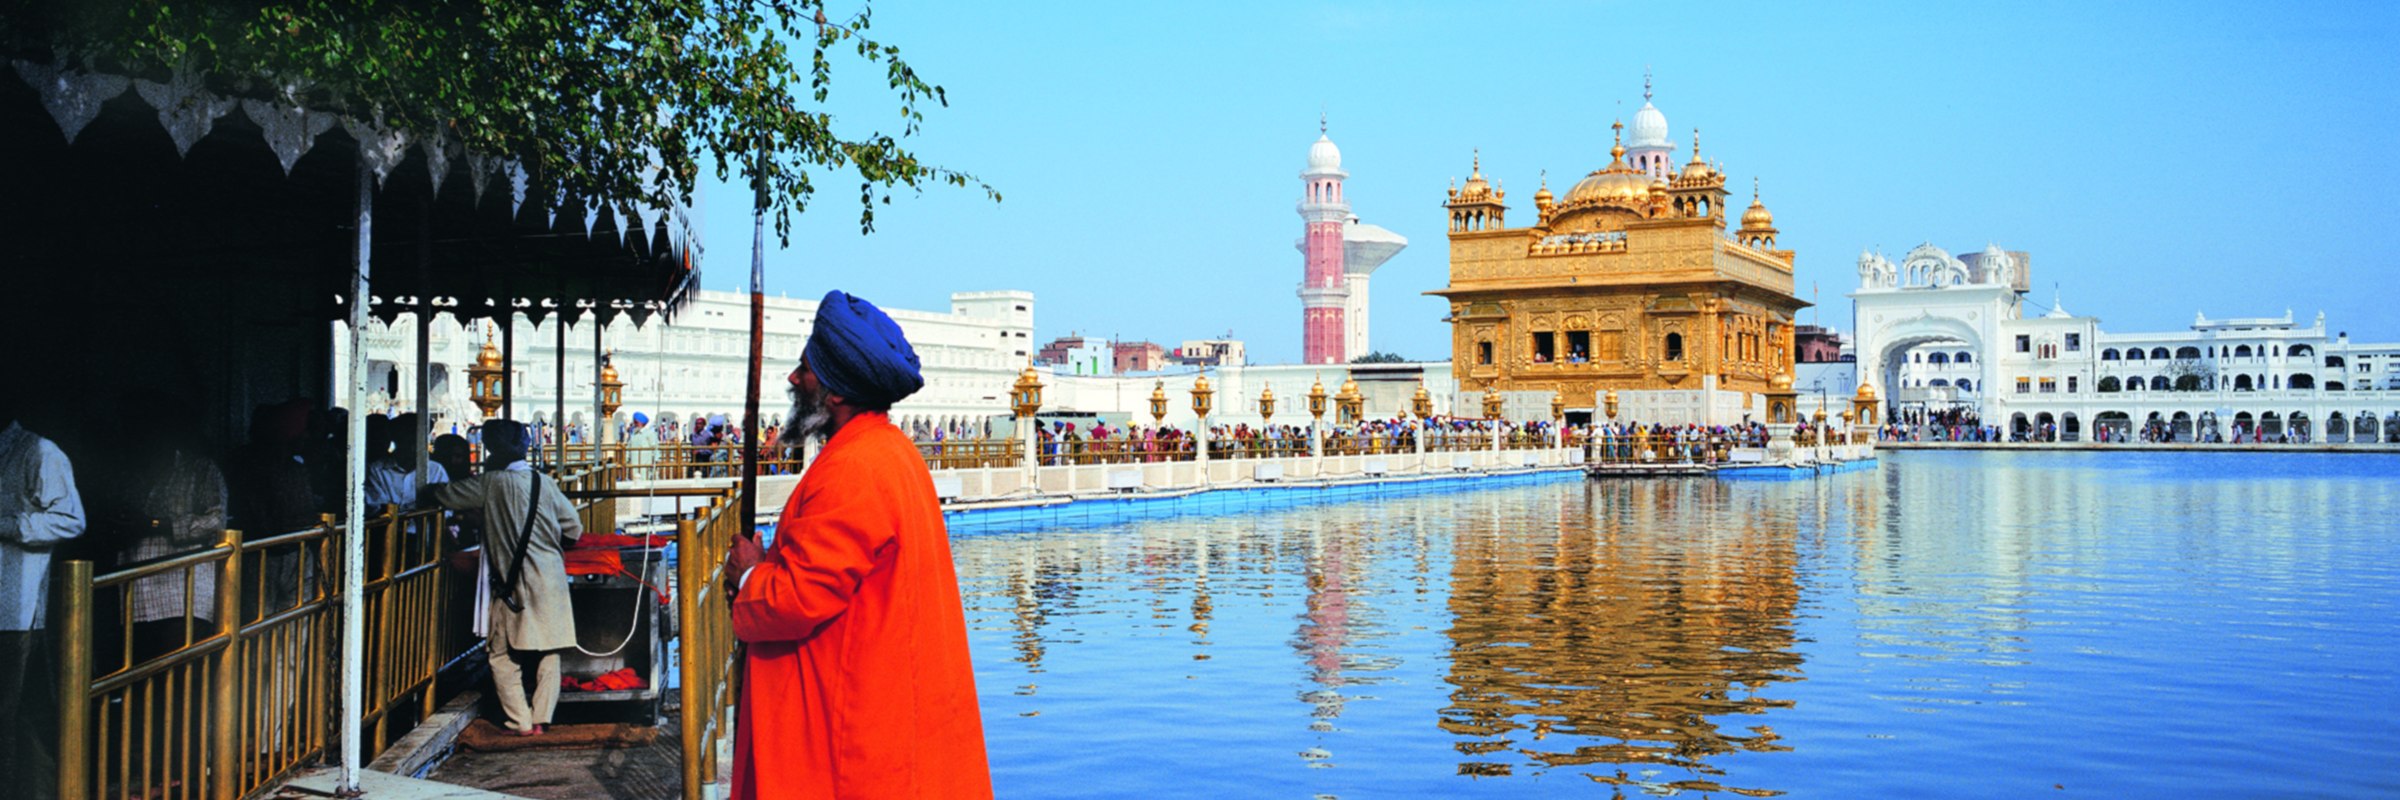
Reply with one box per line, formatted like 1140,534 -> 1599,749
1173,338 -> 1247,368
1113,341 -> 1168,374
1037,334 -> 1113,376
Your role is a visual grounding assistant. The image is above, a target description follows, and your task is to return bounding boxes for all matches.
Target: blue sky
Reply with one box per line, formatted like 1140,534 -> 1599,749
697,0 -> 2400,363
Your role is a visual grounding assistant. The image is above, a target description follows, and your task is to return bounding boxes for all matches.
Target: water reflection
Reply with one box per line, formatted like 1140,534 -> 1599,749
952,456 -> 2400,799
1439,480 -> 1806,795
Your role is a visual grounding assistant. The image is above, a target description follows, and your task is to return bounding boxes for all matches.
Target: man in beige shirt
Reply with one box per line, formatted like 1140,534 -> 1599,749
431,419 -> 581,735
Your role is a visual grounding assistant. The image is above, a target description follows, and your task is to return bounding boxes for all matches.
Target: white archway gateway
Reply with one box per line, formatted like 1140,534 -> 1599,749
1852,244 -> 2022,427
1849,239 -> 2400,442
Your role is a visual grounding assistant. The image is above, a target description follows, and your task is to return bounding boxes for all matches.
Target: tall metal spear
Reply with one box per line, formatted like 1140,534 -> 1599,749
743,149 -> 766,534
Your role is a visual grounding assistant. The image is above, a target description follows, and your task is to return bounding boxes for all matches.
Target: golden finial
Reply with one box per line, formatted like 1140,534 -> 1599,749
1470,148 -> 1481,179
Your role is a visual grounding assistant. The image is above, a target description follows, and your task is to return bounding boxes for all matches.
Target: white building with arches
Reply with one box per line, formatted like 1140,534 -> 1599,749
1851,242 -> 2400,442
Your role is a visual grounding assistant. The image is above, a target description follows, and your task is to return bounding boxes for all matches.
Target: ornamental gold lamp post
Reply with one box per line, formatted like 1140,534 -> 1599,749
1333,376 -> 1362,457
1853,381 -> 1880,435
1307,374 -> 1329,461
1190,374 -> 1214,480
598,350 -> 624,456
1149,380 -> 1170,427
1483,384 -> 1506,456
1257,385 -> 1276,458
1411,380 -> 1433,463
1765,369 -> 1800,462
1012,365 -> 1043,486
468,323 -> 507,422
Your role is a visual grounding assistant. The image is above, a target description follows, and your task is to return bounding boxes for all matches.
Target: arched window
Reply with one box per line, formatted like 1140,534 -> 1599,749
2147,347 -> 2167,360
2328,381 -> 2346,391
1928,352 -> 1950,365
2290,374 -> 2313,389
2235,345 -> 2253,358
2125,349 -> 2146,361
2291,344 -> 2314,358
2098,376 -> 2120,392
2175,374 -> 2202,392
2152,377 -> 2173,391
2176,346 -> 2201,360
1954,379 -> 1973,392
2234,374 -> 2254,391
1664,333 -> 1684,361
2327,356 -> 2345,368
2101,348 -> 2120,361
1930,379 -> 1950,387
1956,352 -> 1973,363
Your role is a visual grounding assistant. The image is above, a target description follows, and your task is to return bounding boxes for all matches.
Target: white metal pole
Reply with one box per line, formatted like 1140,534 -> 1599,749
338,156 -> 373,794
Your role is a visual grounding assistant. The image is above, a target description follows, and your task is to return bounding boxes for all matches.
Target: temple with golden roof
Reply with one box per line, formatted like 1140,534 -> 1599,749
1428,80 -> 1805,425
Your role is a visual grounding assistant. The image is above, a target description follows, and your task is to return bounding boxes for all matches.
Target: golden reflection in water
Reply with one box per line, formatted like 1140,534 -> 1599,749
1440,480 -> 1804,796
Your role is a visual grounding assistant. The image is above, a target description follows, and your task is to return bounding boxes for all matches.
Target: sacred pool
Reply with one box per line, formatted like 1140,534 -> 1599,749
952,451 -> 2399,798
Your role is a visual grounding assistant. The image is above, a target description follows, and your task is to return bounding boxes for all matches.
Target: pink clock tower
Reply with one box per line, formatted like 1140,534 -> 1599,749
1298,119 -> 1350,365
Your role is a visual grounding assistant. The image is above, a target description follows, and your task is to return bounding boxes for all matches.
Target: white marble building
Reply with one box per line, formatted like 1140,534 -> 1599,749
336,289 -> 1036,435
1852,243 -> 2400,441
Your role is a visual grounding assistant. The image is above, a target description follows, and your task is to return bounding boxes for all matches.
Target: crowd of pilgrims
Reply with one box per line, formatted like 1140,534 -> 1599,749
966,416 -> 1802,464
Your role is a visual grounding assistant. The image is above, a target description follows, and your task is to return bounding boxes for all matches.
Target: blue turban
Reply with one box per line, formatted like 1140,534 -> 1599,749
632,411 -> 649,425
805,290 -> 923,408
482,419 -> 531,467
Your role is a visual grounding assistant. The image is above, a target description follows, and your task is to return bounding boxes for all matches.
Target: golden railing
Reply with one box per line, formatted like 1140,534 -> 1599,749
357,507 -> 477,754
55,520 -> 341,800
675,487 -> 742,800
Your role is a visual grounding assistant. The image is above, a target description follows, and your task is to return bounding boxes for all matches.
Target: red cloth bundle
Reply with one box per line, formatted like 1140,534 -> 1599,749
561,667 -> 645,692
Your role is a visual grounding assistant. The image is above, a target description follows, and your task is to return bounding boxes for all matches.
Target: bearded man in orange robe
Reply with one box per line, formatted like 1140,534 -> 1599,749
725,290 -> 992,799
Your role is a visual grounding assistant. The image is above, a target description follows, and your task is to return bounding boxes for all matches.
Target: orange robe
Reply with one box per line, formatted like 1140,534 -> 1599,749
730,413 -> 992,799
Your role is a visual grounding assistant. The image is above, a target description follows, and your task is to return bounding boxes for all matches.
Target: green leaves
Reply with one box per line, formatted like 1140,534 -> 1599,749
8,0 -> 991,238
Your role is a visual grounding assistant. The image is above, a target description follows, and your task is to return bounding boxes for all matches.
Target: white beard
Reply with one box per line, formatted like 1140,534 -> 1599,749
786,383 -> 833,458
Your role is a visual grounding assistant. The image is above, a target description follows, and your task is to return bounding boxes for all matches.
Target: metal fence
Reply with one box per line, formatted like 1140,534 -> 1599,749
56,520 -> 340,800
49,463 -> 640,800
673,488 -> 741,800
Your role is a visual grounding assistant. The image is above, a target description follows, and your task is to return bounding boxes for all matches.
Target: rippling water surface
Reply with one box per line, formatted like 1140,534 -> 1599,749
953,452 -> 2400,798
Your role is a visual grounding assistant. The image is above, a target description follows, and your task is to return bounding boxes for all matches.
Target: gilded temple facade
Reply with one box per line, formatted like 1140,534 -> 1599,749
1429,86 -> 1806,425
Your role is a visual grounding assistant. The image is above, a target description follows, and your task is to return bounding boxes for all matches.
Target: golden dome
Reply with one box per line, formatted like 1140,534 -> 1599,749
1769,370 -> 1794,391
1742,198 -> 1774,229
1338,376 -> 1360,397
1853,382 -> 1879,401
475,325 -> 503,369
1740,179 -> 1775,230
1564,121 -> 1650,211
1533,173 -> 1554,209
1453,151 -> 1495,203
599,351 -> 620,383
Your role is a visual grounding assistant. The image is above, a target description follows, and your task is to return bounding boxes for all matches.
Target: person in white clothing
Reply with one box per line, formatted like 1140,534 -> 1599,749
1,395 -> 86,800
366,413 -> 450,509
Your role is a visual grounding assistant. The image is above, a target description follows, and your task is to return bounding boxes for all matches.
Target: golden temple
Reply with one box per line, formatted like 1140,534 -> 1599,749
1430,114 -> 1805,424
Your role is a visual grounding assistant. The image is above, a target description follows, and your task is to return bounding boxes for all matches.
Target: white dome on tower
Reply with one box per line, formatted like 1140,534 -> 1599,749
1629,101 -> 1670,149
1307,134 -> 1342,171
